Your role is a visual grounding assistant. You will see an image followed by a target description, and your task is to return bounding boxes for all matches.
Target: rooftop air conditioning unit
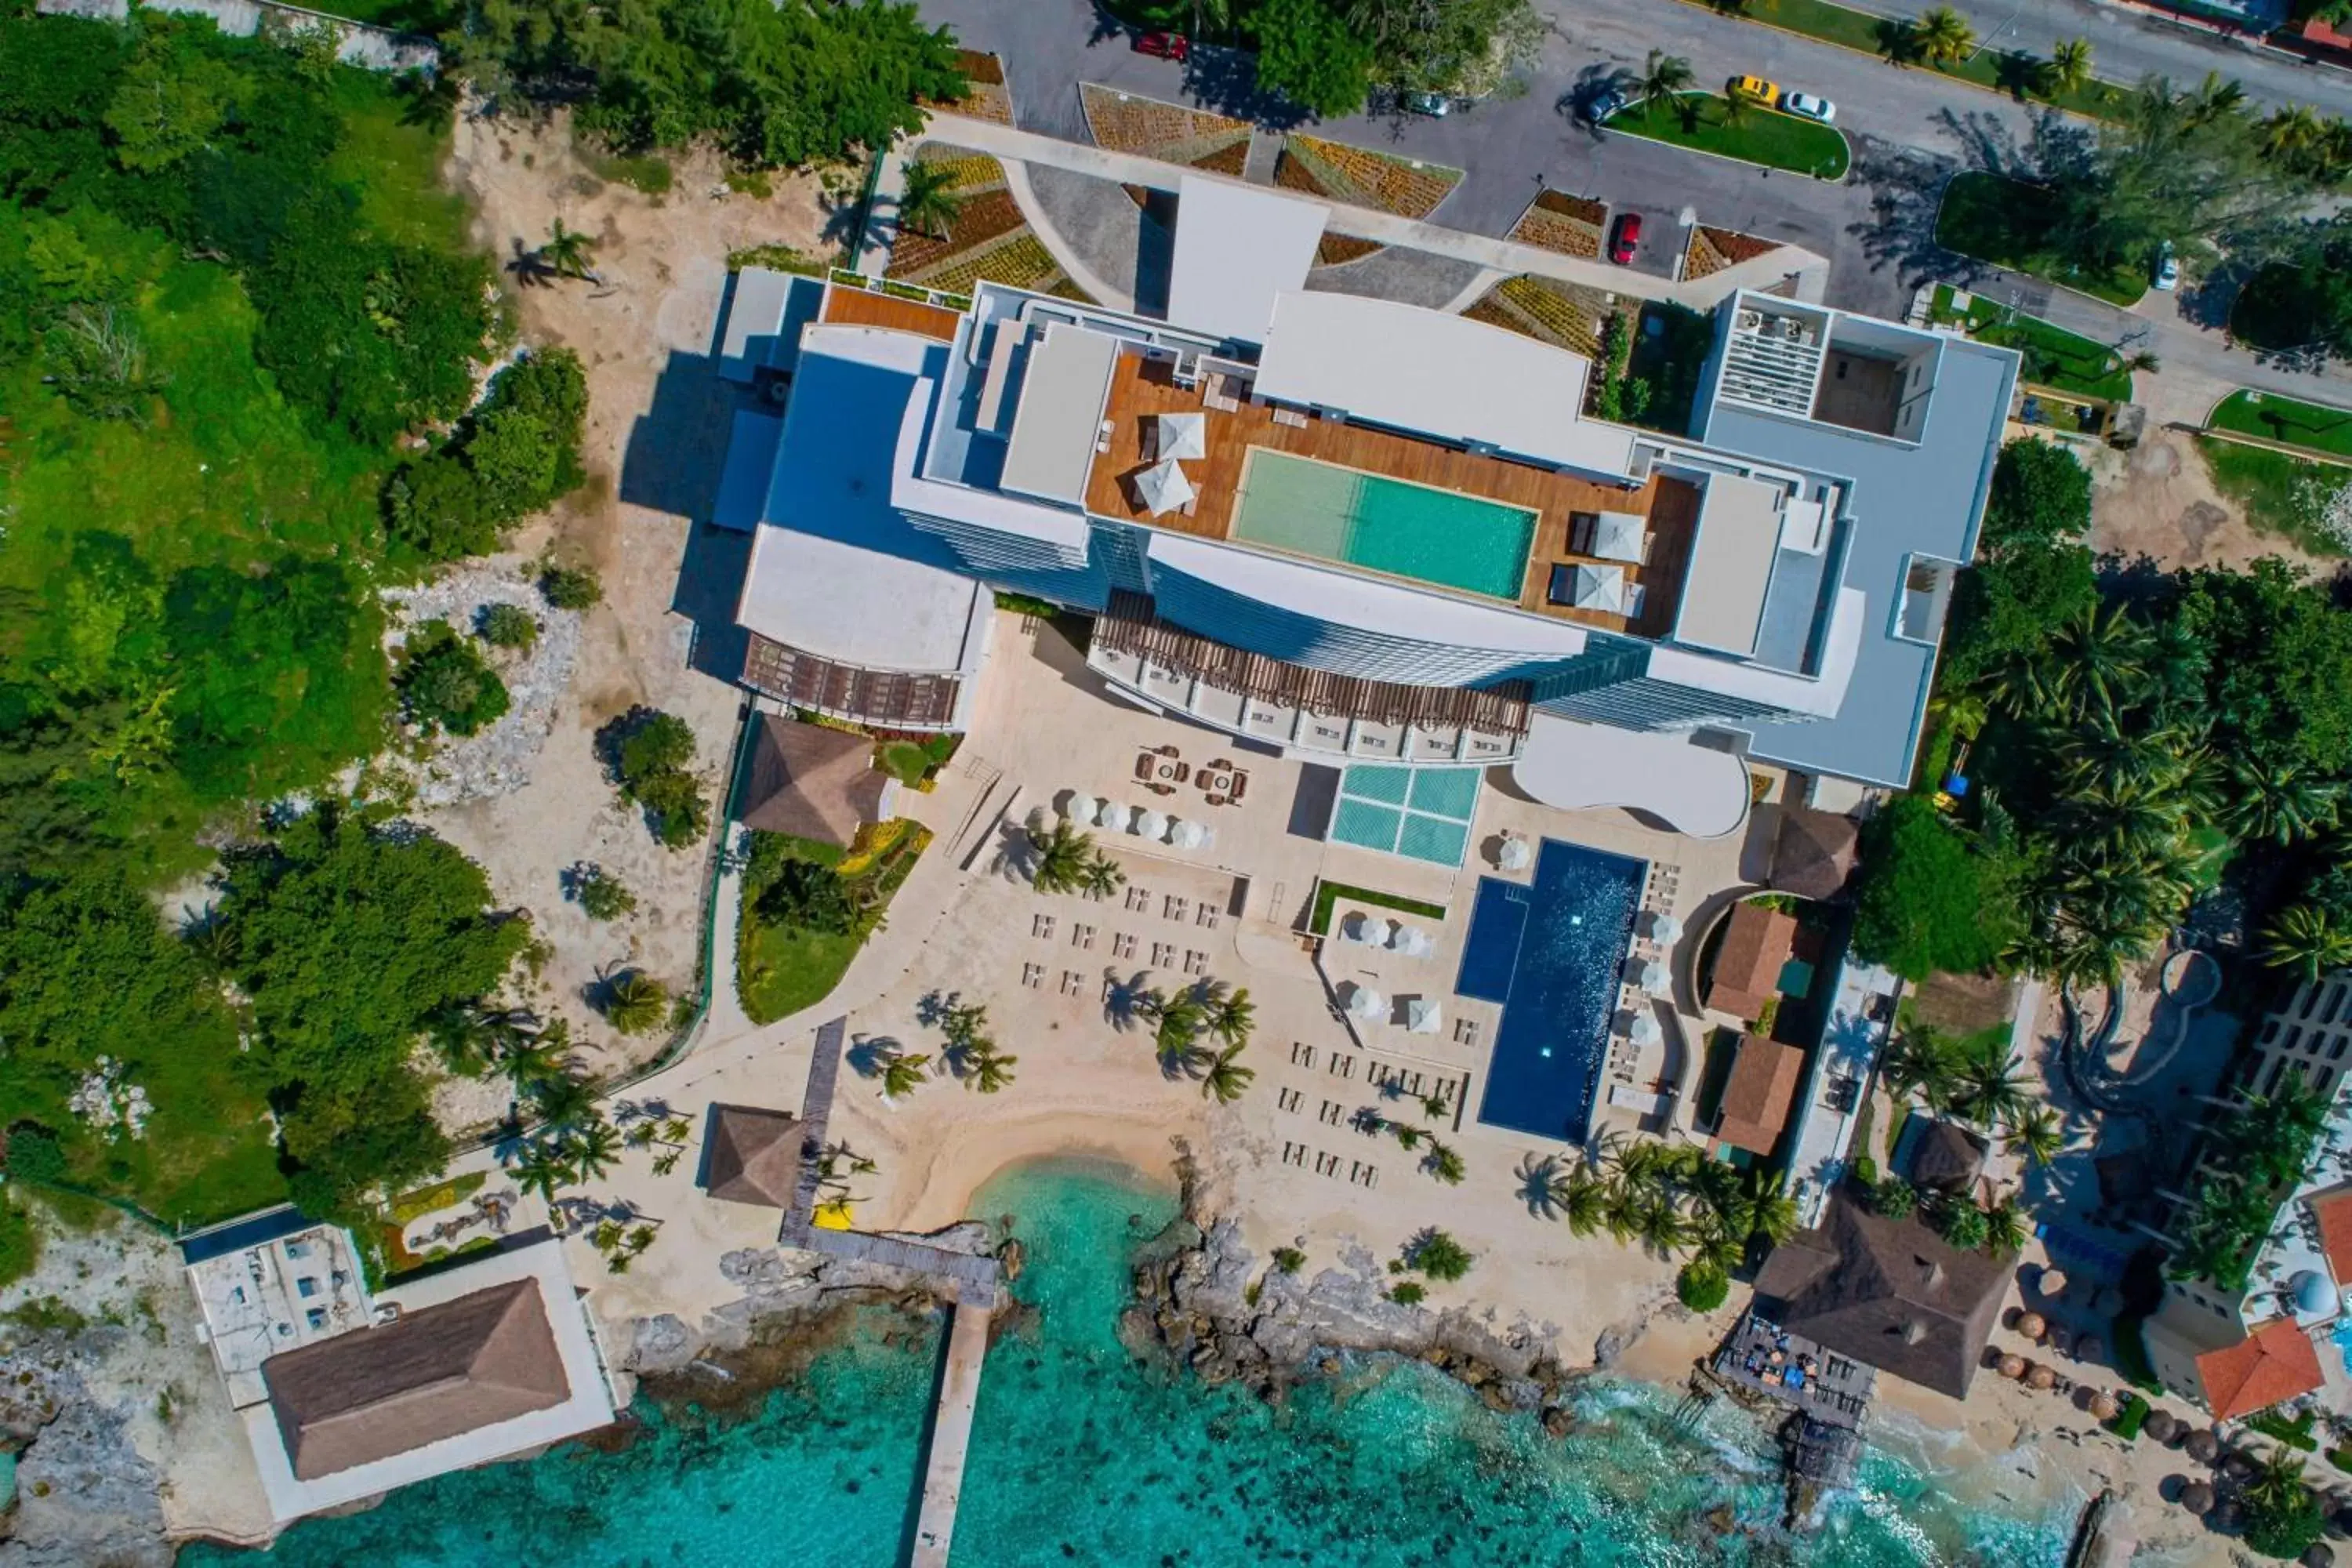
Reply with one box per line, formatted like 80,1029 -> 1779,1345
1737,310 -> 1763,332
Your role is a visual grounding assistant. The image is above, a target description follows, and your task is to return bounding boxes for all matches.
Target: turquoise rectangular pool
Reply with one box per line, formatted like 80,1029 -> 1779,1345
1230,449 -> 1536,601
1328,763 -> 1480,868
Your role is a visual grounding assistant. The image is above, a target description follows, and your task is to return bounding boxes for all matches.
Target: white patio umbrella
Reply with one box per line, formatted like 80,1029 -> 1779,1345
1373,918 -> 1401,949
1396,925 -> 1435,958
1171,818 -> 1207,851
1590,511 -> 1646,563
1134,808 -> 1169,840
1346,984 -> 1386,1022
1025,804 -> 1057,842
1568,564 -> 1626,614
1628,1011 -> 1663,1047
1066,793 -> 1100,827
1097,800 -> 1133,833
1156,411 -> 1208,461
1406,997 -> 1443,1034
1497,836 -> 1534,873
1645,910 -> 1683,945
1135,457 -> 1196,517
1625,958 -> 1667,993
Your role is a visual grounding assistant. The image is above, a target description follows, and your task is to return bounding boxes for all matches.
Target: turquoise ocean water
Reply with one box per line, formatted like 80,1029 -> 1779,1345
182,1160 -> 2071,1566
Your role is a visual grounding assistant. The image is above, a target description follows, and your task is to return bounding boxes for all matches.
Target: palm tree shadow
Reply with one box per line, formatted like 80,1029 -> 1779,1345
848,1036 -> 902,1078
1516,1152 -> 1564,1220
506,235 -> 556,289
1102,969 -> 1154,1033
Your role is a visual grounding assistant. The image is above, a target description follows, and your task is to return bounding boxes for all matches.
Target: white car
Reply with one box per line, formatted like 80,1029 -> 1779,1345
2153,243 -> 2180,292
1780,92 -> 1837,124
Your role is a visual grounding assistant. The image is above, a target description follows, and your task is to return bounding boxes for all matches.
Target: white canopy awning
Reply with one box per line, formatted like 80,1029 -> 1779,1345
1567,563 -> 1625,613
1590,510 -> 1647,563
1136,457 -> 1196,517
1156,412 -> 1208,462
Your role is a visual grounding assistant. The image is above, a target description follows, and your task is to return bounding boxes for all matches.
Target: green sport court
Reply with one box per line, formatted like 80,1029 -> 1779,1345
1228,449 -> 1536,601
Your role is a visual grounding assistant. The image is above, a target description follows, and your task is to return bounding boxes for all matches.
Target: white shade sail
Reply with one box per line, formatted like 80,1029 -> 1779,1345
1568,564 -> 1625,613
1497,836 -> 1533,872
1590,510 -> 1646,564
1628,1012 -> 1663,1047
1097,800 -> 1133,833
1134,808 -> 1170,840
1136,457 -> 1196,516
1156,412 -> 1208,461
1346,984 -> 1385,1020
1406,997 -> 1442,1034
1171,818 -> 1207,850
1396,925 -> 1435,958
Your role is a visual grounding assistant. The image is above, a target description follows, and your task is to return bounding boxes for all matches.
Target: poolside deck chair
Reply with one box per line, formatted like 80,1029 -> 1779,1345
1229,771 -> 1247,803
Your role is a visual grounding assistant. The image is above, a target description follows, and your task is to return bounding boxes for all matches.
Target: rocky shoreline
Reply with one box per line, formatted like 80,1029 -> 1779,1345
1,1334 -> 172,1568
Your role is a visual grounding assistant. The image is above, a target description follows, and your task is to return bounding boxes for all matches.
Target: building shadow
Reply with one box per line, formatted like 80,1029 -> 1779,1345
622,347 -> 739,525
671,524 -> 753,685
1135,191 -> 1178,318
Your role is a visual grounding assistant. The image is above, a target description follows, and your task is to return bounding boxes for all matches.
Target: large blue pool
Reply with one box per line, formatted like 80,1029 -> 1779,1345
1457,838 -> 1648,1144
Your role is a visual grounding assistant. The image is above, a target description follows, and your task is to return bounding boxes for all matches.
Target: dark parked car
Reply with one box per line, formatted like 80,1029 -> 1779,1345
1608,212 -> 1642,265
1133,30 -> 1189,62
1583,89 -> 1627,125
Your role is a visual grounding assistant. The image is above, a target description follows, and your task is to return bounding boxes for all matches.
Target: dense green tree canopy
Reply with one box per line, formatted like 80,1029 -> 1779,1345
1852,796 -> 2019,980
1982,439 -> 2093,552
1253,0 -> 1376,117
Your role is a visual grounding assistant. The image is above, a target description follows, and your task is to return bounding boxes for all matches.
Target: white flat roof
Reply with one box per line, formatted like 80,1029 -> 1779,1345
1167,174 -> 1327,345
737,526 -> 987,675
1147,532 -> 1588,659
243,1237 -> 615,1523
1673,474 -> 1784,657
718,267 -> 794,383
1512,715 -> 1752,839
1001,322 -> 1120,505
1254,292 -> 1637,477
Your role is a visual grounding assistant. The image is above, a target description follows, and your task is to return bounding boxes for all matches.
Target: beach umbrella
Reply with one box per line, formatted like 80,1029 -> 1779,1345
1566,564 -> 1626,614
1397,925 -> 1435,958
1998,1353 -> 2027,1380
2212,1498 -> 2245,1533
1066,793 -> 1100,827
1027,804 -> 1057,840
2016,1311 -> 2047,1341
1625,957 -> 1667,994
2145,1410 -> 2180,1443
1646,910 -> 1684,945
1135,808 -> 1169,840
1628,1012 -> 1663,1048
1498,836 -> 1533,873
2038,1268 -> 2067,1301
1136,457 -> 1196,517
1098,800 -> 1132,833
1341,912 -> 1374,945
2088,1390 -> 2118,1420
1170,818 -> 1207,851
1374,918 -> 1401,949
1155,411 -> 1208,462
1406,997 -> 1443,1035
2180,1480 -> 2216,1516
2302,1544 -> 2334,1568
2027,1363 -> 2057,1390
2186,1428 -> 2221,1464
1346,985 -> 1385,1022
1591,510 -> 1647,563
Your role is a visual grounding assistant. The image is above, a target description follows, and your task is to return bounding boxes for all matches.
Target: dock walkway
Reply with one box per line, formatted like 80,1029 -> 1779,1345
910,1301 -> 993,1568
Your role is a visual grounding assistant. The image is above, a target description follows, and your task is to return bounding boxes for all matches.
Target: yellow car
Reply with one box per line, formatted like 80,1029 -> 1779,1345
1729,74 -> 1781,105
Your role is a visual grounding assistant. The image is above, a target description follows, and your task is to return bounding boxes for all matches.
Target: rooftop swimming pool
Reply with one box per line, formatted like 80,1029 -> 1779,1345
1230,449 -> 1535,601
1457,839 -> 1647,1144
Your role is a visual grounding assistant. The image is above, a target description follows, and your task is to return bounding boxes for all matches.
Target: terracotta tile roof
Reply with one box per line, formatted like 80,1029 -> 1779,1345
2198,1318 -> 2325,1421
2310,1189 -> 2352,1284
1707,903 -> 1798,1022
1715,1034 -> 1805,1156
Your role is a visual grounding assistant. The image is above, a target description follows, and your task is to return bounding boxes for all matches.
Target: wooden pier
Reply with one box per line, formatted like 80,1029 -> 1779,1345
910,1300 -> 993,1568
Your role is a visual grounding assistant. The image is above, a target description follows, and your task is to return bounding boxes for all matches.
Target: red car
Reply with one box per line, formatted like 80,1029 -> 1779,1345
1608,212 -> 1642,266
1134,30 -> 1190,62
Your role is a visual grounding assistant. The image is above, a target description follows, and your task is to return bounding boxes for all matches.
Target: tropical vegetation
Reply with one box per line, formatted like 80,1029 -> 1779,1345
927,994 -> 1019,1094
1518,1141 -> 1798,1269
1029,818 -> 1126,899
1131,979 -> 1259,1102
738,822 -> 929,1024
2166,1077 -> 2329,1290
599,708 -> 710,849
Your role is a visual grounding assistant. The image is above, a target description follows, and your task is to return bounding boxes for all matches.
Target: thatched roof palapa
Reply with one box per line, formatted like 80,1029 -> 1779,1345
1769,806 -> 1861,902
699,1103 -> 805,1208
736,715 -> 891,849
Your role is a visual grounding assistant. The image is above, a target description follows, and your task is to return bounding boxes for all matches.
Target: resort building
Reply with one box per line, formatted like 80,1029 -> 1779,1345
714,174 -> 2016,840
2241,968 -> 2352,1104
1711,1033 -> 1806,1159
736,713 -> 900,850
1704,902 -> 1800,1022
183,1210 -> 616,1522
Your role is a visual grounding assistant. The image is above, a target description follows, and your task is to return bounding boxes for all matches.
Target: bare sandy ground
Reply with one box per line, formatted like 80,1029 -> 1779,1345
422,111 -> 845,1081
2085,424 -> 2324,575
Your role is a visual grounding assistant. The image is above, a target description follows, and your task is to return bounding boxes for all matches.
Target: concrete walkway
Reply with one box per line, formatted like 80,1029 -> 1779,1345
920,111 -> 1830,312
997,157 -> 1138,313
910,1301 -> 994,1568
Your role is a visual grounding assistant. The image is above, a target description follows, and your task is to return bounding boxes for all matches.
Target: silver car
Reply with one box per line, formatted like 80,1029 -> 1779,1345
1780,92 -> 1837,124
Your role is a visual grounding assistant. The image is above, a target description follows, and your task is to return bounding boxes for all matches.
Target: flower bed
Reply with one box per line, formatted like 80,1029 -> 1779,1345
887,188 -> 1025,278
1315,234 -> 1383,266
1283,134 -> 1461,220
924,50 -> 1012,124
1080,84 -> 1251,156
1508,191 -> 1606,260
1683,225 -> 1780,280
910,234 -> 1069,296
1463,275 -> 1607,358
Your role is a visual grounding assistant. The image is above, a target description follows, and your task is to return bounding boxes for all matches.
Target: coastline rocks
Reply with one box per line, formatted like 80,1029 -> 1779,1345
0,1350 -> 170,1568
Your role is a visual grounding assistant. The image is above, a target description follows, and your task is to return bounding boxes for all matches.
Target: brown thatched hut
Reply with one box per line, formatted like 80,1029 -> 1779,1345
735,714 -> 892,849
2027,1363 -> 2057,1390
2186,1428 -> 2221,1464
1768,806 -> 1860,901
2303,1543 -> 2336,1568
698,1104 -> 804,1207
2016,1311 -> 2047,1341
2144,1410 -> 2180,1443
1998,1353 -> 2027,1380
2089,1391 -> 2119,1421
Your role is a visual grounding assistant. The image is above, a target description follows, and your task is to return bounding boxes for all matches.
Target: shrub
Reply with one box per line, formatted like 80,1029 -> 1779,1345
600,709 -> 709,849
1272,1246 -> 1306,1274
396,620 -> 510,736
1404,1229 -> 1474,1282
2246,1488 -> 2325,1560
540,564 -> 604,609
477,602 -> 540,652
1850,795 -> 2019,979
1677,1261 -> 1730,1313
385,350 -> 590,561
2,1123 -> 68,1185
0,1196 -> 40,1289
1936,1200 -> 1991,1251
1388,1280 -> 1426,1305
1983,437 -> 2093,550
573,866 -> 637,920
1871,1177 -> 1918,1219
2110,1391 -> 2150,1439
1849,1153 -> 1878,1189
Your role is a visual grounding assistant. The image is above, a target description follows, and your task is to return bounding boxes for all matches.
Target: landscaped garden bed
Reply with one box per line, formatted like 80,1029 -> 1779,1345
1462,274 -> 1610,359
1304,879 -> 1448,938
739,822 -> 933,1024
1278,133 -> 1462,220
886,143 -> 1095,301
1080,84 -> 1252,162
1507,190 -> 1607,260
2197,437 -> 2352,558
925,49 -> 1012,124
1927,285 -> 2134,401
2209,389 -> 2352,461
1934,172 -> 2146,307
1605,94 -> 1849,180
1682,225 -> 1780,281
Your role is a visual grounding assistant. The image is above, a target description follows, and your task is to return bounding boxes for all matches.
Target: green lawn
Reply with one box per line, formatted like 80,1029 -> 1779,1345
2198,436 -> 2351,558
1608,93 -> 1850,180
1929,285 -> 2133,401
1707,0 -> 2132,121
2209,390 -> 2352,460
737,830 -> 927,1025
1935,172 -> 2147,307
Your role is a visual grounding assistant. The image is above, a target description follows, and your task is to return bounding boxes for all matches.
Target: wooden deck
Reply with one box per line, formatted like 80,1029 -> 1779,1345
1084,351 -> 1696,637
909,1301 -> 993,1568
820,285 -> 962,343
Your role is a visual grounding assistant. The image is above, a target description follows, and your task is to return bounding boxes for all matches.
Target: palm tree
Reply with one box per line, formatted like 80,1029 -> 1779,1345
1628,1191 -> 1693,1258
1029,819 -> 1093,895
503,1034 -> 575,1093
2228,757 -> 2343,845
1744,1169 -> 1801,1247
880,1051 -> 934,1102
1635,49 -> 1693,114
2041,37 -> 2092,97
1878,1027 -> 1958,1109
1915,5 -> 1976,65
1209,986 -> 1255,1047
2246,1448 -> 2310,1515
1151,989 -> 1209,1073
2264,902 -> 2352,982
1200,1044 -> 1254,1103
528,1071 -> 601,1138
1421,1089 -> 1450,1121
2004,1102 -> 2067,1170
1951,1038 -> 2031,1131
1423,1140 -> 1466,1185
542,218 -> 598,281
897,159 -> 964,241
1982,1197 -> 2028,1254
968,1047 -> 1018,1094
2044,602 -> 2153,723
2261,103 -> 2327,162
512,1142 -> 569,1202
1555,1166 -> 1612,1236
563,1120 -> 622,1185
1079,851 -> 1126,900
1188,0 -> 1232,41
2183,71 -> 2247,127
603,971 -> 666,1035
